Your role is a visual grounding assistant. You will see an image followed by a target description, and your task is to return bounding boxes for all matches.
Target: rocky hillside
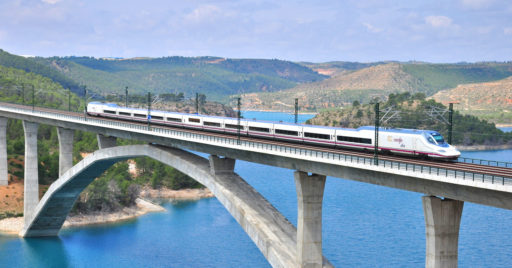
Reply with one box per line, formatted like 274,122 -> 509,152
239,62 -> 512,114
240,63 -> 425,111
432,76 -> 512,124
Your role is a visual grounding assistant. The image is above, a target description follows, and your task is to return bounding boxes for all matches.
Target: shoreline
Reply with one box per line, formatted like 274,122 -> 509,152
455,144 -> 512,151
0,188 -> 214,236
242,109 -> 317,115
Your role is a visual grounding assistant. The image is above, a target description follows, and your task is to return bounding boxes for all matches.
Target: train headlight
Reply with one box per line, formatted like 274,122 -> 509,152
438,150 -> 446,153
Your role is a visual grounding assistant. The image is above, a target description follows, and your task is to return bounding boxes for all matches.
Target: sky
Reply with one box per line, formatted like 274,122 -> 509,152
0,0 -> 511,63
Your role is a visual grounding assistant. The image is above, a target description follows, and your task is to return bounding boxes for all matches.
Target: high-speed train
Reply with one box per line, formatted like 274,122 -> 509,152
87,102 -> 461,160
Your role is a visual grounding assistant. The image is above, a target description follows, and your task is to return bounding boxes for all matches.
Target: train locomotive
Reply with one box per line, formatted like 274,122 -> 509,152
87,102 -> 461,160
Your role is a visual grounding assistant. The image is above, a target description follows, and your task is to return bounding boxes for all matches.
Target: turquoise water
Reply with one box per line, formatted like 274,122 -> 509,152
0,112 -> 511,267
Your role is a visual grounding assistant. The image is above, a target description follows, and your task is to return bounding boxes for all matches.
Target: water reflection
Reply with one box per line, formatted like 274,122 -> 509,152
22,237 -> 70,267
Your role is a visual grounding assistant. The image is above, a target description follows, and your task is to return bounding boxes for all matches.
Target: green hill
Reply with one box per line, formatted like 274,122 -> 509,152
299,61 -> 389,76
0,64 -> 205,216
0,65 -> 82,110
33,56 -> 327,101
307,92 -> 512,146
402,63 -> 512,95
0,49 -> 82,94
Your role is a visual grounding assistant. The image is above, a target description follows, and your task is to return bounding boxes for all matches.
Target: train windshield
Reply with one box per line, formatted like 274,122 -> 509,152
431,133 -> 445,144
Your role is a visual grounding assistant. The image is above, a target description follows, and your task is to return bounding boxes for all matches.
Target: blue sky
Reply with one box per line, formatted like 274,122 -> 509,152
0,0 -> 511,62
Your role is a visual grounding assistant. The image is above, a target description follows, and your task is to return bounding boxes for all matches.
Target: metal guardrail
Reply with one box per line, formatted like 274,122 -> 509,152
457,157 -> 512,168
1,103 -> 512,186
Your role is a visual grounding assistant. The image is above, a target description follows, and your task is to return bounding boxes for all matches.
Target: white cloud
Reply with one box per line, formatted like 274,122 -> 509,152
504,27 -> 512,35
184,5 -> 222,24
425,15 -> 453,28
460,0 -> 494,9
362,22 -> 382,33
42,0 -> 63,4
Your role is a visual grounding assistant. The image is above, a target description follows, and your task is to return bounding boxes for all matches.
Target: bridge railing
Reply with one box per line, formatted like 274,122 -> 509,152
457,157 -> 512,168
1,103 -> 512,187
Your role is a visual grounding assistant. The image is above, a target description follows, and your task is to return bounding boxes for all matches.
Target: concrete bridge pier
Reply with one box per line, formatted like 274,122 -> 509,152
57,128 -> 74,177
295,171 -> 326,268
0,117 -> 7,185
422,196 -> 464,268
209,155 -> 235,175
97,134 -> 117,149
23,121 -> 39,226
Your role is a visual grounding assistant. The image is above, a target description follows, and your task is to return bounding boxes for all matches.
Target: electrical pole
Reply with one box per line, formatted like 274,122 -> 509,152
195,93 -> 199,114
294,98 -> 298,124
32,85 -> 35,112
237,97 -> 241,145
448,103 -> 453,144
22,84 -> 25,105
147,92 -> 151,130
125,86 -> 128,107
374,102 -> 379,165
68,89 -> 71,111
83,86 -> 87,120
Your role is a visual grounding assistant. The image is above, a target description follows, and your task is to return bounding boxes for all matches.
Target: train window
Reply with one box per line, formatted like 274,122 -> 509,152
188,118 -> 200,123
249,126 -> 270,133
104,110 -> 116,114
167,117 -> 182,122
151,115 -> 163,120
225,124 -> 243,130
275,129 -> 298,136
304,132 -> 330,140
133,113 -> 146,118
432,133 -> 445,144
337,135 -> 372,144
203,121 -> 221,127
119,112 -> 131,116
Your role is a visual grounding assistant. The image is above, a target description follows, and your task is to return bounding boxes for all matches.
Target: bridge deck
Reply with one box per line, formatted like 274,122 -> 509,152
1,102 -> 512,209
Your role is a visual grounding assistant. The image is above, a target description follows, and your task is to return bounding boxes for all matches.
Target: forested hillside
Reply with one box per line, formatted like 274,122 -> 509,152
307,93 -> 512,146
33,56 -> 327,101
0,64 -> 211,217
0,49 -> 81,94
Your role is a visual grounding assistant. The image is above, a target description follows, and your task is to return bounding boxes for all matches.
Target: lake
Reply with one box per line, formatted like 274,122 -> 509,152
0,112 -> 511,267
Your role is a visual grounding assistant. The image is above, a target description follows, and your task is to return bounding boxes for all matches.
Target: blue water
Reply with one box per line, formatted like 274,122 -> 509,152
1,112 -> 511,267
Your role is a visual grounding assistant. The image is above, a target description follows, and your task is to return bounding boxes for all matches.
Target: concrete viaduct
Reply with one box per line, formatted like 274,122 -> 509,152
1,103 -> 512,268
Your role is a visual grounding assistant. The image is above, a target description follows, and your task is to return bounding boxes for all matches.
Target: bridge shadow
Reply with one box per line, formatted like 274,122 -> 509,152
22,236 -> 70,267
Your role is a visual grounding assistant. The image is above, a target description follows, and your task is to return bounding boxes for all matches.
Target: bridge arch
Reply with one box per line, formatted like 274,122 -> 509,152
20,144 -> 327,267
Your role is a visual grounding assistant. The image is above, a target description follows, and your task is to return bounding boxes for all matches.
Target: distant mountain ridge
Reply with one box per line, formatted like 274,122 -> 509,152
240,62 -> 512,112
32,55 -> 327,101
0,49 -> 82,94
1,48 -> 511,123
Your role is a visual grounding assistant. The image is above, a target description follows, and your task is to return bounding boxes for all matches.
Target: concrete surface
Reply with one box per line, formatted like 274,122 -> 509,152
97,133 -> 117,149
423,196 -> 464,268
209,155 -> 235,175
0,117 -> 7,185
1,105 -> 510,210
295,171 -> 326,268
20,144 -> 333,267
57,128 -> 74,177
23,121 -> 39,226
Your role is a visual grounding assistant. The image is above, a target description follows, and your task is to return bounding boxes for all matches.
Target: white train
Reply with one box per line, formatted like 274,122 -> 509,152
87,102 -> 461,159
